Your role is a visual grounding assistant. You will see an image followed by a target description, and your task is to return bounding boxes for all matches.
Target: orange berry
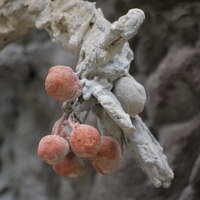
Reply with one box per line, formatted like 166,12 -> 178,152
89,136 -> 122,175
38,135 -> 69,165
53,152 -> 84,178
70,124 -> 101,158
45,65 -> 82,101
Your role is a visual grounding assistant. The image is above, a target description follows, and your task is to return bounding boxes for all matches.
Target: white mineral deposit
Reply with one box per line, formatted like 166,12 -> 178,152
0,0 -> 174,188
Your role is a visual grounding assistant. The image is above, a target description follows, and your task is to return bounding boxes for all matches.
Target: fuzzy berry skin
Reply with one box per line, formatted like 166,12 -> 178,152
89,136 -> 122,175
38,135 -> 69,165
70,124 -> 101,158
45,65 -> 82,101
53,152 -> 84,178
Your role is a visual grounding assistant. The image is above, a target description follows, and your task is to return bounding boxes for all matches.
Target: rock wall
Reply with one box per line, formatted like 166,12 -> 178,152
0,0 -> 200,200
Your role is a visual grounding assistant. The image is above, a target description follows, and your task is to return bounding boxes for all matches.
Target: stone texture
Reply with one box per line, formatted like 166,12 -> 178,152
0,0 -> 200,200
91,0 -> 200,200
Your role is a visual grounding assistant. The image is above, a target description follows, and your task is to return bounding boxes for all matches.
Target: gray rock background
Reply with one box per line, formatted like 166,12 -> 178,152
0,0 -> 200,200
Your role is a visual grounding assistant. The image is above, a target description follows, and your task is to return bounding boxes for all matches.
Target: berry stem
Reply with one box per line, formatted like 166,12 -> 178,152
52,113 -> 67,135
68,113 -> 82,129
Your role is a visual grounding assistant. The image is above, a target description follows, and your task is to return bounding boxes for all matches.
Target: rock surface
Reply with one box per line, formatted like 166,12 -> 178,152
0,0 -> 200,200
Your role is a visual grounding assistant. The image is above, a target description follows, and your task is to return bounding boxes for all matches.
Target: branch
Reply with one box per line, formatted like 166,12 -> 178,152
0,0 -> 174,188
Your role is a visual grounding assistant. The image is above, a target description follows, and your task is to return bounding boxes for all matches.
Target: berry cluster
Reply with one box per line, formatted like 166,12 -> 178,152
38,65 -> 122,178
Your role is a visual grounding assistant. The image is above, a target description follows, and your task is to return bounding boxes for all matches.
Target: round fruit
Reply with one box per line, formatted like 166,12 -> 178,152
70,124 -> 101,158
89,136 -> 122,175
38,135 -> 69,165
112,76 -> 146,117
45,65 -> 82,101
53,152 -> 84,178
